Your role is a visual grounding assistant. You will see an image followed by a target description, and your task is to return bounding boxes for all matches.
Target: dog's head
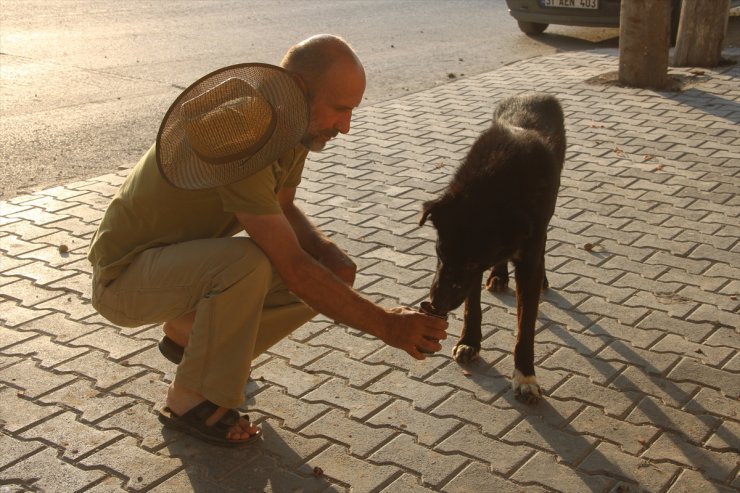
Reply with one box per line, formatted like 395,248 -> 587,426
420,194 -> 532,314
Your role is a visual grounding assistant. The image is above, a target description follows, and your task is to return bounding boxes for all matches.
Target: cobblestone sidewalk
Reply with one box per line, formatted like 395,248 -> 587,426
1,49 -> 738,492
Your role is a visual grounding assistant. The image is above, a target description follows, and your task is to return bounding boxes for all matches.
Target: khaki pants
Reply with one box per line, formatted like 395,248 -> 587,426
91,237 -> 316,408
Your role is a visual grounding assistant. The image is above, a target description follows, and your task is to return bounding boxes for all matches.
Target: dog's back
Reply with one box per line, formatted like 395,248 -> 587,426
494,93 -> 566,167
445,93 -> 565,224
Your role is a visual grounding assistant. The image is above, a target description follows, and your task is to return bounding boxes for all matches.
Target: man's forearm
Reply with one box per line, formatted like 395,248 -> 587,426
282,202 -> 332,260
283,251 -> 388,339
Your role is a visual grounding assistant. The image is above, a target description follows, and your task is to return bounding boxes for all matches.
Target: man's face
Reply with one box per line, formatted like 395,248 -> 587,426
302,60 -> 366,151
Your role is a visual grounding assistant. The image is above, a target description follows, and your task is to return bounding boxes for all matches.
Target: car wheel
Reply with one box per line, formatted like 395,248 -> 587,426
517,21 -> 548,35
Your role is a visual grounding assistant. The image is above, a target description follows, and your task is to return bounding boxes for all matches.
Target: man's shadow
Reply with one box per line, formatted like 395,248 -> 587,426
159,389 -> 337,493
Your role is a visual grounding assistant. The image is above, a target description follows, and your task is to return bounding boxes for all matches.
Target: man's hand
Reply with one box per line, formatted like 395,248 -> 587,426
317,242 -> 356,286
381,307 -> 449,360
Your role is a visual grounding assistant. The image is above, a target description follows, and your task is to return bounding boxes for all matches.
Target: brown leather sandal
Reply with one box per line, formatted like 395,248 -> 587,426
158,400 -> 261,448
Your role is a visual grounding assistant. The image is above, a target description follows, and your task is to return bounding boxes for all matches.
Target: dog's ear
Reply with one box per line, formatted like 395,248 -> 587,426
419,200 -> 436,226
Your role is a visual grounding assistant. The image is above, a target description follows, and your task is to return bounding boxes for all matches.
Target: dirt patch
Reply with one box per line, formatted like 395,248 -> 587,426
585,70 -> 714,92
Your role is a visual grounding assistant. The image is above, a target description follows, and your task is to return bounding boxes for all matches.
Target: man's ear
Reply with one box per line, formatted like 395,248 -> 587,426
288,72 -> 309,97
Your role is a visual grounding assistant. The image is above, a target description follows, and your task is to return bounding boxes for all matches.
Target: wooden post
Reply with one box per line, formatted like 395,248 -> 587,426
673,0 -> 730,67
618,0 -> 672,89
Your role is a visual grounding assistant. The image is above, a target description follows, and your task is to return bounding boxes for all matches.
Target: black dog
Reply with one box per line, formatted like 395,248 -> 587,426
419,93 -> 565,403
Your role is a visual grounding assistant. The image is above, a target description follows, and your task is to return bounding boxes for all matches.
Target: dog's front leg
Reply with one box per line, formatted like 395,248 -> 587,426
452,271 -> 483,364
512,252 -> 545,404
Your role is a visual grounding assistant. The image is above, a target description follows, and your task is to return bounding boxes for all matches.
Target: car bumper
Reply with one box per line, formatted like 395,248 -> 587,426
505,0 -> 621,27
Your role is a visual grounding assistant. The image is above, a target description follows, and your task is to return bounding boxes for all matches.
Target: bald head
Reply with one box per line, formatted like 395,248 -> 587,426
281,34 -> 364,94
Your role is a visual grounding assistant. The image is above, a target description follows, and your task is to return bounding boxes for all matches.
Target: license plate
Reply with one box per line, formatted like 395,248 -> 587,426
542,0 -> 598,9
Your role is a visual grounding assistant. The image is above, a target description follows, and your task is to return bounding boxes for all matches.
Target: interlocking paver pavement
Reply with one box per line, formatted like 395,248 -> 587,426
1,49 -> 739,492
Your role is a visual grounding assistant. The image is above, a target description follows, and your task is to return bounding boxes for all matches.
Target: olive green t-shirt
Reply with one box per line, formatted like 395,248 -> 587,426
88,143 -> 309,281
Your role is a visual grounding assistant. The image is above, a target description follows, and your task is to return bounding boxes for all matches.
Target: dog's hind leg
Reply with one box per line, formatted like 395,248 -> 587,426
512,248 -> 545,404
485,261 -> 509,292
452,271 -> 484,364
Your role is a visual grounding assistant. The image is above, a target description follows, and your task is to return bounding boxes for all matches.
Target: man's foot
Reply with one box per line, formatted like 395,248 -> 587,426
162,382 -> 260,445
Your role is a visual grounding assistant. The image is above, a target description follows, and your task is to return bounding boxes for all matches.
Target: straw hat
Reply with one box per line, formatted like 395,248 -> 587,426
156,63 -> 309,190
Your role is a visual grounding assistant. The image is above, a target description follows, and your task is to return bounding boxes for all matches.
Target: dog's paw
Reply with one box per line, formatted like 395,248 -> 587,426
512,369 -> 542,405
485,276 -> 509,293
452,344 -> 480,364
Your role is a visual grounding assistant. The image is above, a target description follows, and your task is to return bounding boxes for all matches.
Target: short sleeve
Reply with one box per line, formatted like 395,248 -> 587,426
217,165 -> 281,215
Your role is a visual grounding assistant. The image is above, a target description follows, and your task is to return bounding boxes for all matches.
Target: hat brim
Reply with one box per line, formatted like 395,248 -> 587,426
156,63 -> 309,190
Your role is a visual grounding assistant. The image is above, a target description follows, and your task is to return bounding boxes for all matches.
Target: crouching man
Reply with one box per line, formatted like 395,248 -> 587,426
88,34 -> 447,447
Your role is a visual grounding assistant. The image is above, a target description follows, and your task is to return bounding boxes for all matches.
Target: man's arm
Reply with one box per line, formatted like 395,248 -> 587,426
278,186 -> 356,285
234,208 -> 447,359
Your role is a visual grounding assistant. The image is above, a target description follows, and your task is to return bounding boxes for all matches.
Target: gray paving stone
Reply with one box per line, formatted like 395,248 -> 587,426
368,399 -> 460,447
542,346 -> 623,385
667,469 -> 738,493
511,451 -> 613,493
302,408 -> 395,457
20,411 -> 121,459
3,333 -> 89,368
626,395 -> 719,445
0,300 -> 53,327
372,433 -> 468,487
113,373 -> 170,406
579,441 -> 680,492
668,357 -> 740,398
218,450 -> 332,493
642,432 -> 737,482
0,447 -> 105,493
379,473 -> 438,493
54,350 -> 145,390
303,377 -> 388,420
19,312 -> 96,342
0,430 -> 44,469
246,421 -> 330,471
551,374 -> 640,417
250,386 -> 330,431
704,419 -> 740,452
41,378 -> 135,424
366,370 -> 454,411
503,415 -> 597,465
80,436 -> 182,490
252,357 -> 329,397
570,405 -> 660,455
0,385 -> 63,432
0,358 -> 76,397
312,443 -> 400,492
69,326 -> 151,361
444,461 -> 549,493
304,349 -> 389,388
610,366 -> 698,408
0,325 -> 35,348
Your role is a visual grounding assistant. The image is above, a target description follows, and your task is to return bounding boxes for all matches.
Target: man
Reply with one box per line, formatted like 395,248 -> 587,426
88,34 -> 448,447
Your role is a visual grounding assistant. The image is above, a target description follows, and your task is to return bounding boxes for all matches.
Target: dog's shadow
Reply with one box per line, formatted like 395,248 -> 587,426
454,281 -> 735,488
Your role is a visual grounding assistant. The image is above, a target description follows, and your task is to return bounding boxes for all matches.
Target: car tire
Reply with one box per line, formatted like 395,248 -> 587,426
517,21 -> 548,35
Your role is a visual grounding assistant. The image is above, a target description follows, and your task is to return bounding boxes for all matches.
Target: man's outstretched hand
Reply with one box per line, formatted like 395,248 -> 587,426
381,306 -> 449,359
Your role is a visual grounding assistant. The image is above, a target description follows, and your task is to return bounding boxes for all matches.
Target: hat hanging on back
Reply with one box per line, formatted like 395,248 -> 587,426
156,63 -> 309,190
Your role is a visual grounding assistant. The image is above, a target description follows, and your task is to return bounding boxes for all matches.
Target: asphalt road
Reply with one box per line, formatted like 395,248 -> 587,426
1,1 -> 737,199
